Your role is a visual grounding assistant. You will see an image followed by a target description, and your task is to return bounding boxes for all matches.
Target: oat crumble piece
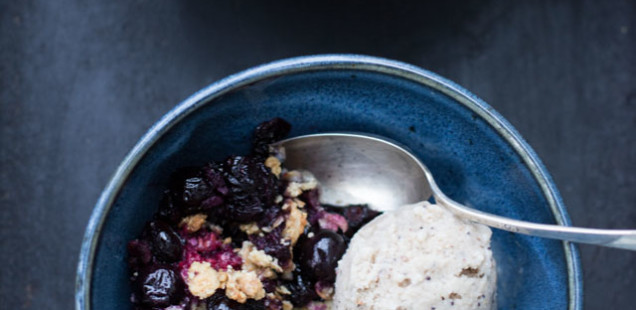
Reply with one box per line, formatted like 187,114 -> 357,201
294,198 -> 306,208
275,285 -> 292,295
179,213 -> 208,233
282,200 -> 308,245
282,170 -> 318,197
239,241 -> 283,278
225,269 -> 266,303
284,182 -> 303,198
186,261 -> 226,299
239,222 -> 261,235
262,216 -> 285,233
264,156 -> 282,177
282,300 -> 294,310
281,170 -> 301,182
275,194 -> 283,204
209,224 -> 224,235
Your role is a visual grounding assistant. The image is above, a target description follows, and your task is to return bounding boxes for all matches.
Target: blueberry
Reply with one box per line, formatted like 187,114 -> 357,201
257,207 -> 283,229
206,291 -> 265,310
252,118 -> 291,157
223,222 -> 249,248
136,265 -> 183,307
145,220 -> 183,263
156,191 -> 183,224
284,271 -> 317,307
263,296 -> 283,310
225,195 -> 265,222
249,225 -> 291,266
202,162 -> 229,196
298,230 -> 346,282
300,189 -> 324,226
169,167 -> 227,214
182,176 -> 212,206
223,156 -> 278,222
327,204 -> 380,237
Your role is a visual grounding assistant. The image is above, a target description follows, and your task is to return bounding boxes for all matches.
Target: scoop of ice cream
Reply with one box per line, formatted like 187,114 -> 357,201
333,202 -> 496,310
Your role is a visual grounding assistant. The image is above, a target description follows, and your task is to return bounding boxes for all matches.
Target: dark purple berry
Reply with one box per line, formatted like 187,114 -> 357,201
298,230 -> 346,283
249,225 -> 291,266
263,296 -> 283,310
257,207 -> 284,229
157,192 -> 183,224
183,176 -> 212,206
300,189 -> 324,225
206,291 -> 265,310
325,204 -> 380,237
225,195 -> 264,222
136,265 -> 183,307
202,162 -> 230,196
169,167 -> 221,214
223,156 -> 278,222
284,271 -> 317,307
252,118 -> 291,157
145,220 -> 183,263
223,222 -> 249,248
260,279 -> 277,293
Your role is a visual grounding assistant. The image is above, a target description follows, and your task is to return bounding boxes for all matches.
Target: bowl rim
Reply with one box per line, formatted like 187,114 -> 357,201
75,54 -> 582,310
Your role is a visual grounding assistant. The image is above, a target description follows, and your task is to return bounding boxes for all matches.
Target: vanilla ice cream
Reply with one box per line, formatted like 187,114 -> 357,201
333,202 -> 496,310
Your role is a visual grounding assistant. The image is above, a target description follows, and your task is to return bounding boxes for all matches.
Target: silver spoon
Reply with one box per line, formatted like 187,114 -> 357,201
275,132 -> 636,250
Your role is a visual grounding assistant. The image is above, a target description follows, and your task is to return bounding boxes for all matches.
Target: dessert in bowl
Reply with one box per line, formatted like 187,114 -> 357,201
76,55 -> 582,309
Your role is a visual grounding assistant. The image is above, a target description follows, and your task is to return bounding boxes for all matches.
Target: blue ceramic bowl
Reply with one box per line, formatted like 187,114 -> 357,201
76,55 -> 582,309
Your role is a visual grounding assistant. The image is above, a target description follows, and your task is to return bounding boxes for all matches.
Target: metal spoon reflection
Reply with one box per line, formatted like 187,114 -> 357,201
275,133 -> 636,250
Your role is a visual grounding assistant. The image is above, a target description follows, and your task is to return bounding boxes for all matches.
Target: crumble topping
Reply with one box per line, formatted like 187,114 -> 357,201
282,170 -> 318,198
261,215 -> 285,233
275,194 -> 284,204
265,156 -> 282,177
282,300 -> 294,310
281,197 -> 305,211
186,261 -> 225,299
179,213 -> 208,233
282,200 -> 308,245
239,241 -> 283,278
275,285 -> 292,295
224,269 -> 266,303
239,222 -> 261,235
186,260 -> 267,303
284,182 -> 303,198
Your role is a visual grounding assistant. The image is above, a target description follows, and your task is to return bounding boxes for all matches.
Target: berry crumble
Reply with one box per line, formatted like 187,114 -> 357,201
127,118 -> 380,310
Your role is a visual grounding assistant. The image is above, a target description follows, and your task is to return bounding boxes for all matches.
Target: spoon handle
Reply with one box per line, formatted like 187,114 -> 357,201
436,196 -> 636,250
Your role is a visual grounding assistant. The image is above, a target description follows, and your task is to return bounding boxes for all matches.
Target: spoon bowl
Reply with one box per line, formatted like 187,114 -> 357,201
278,132 -> 636,250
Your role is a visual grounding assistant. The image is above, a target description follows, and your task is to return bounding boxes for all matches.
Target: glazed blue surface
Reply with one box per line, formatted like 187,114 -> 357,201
81,56 -> 580,310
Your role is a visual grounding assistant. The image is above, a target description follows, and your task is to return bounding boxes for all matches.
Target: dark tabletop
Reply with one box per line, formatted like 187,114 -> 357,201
1,0 -> 634,309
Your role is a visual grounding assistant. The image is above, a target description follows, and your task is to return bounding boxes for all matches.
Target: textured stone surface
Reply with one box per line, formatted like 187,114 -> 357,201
0,0 -> 634,309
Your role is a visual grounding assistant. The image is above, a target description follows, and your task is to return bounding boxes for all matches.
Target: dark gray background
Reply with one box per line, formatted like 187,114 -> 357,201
1,0 -> 634,309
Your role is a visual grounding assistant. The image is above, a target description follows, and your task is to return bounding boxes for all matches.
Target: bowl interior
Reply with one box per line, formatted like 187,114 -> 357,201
88,67 -> 575,309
